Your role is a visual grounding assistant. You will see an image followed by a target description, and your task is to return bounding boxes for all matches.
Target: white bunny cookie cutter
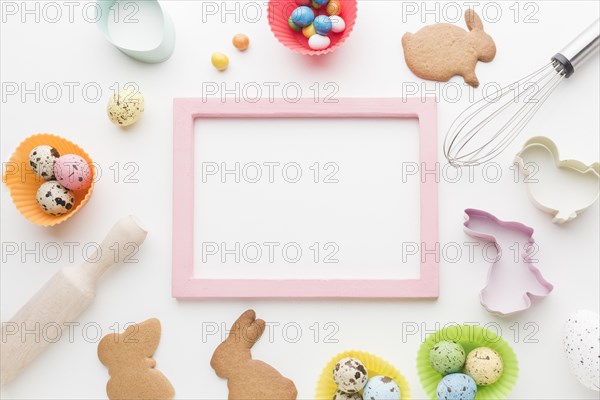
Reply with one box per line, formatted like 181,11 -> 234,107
96,0 -> 175,63
515,136 -> 600,224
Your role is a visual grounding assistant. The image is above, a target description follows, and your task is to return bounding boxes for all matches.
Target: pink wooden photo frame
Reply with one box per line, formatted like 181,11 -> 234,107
173,98 -> 438,298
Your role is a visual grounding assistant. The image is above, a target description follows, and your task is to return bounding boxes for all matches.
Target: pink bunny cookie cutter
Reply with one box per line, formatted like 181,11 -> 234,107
463,209 -> 554,316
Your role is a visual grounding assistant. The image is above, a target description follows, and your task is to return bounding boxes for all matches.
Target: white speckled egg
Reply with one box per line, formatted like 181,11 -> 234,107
36,181 -> 75,215
29,145 -> 60,180
564,310 -> 600,391
332,357 -> 368,393
107,87 -> 145,127
308,34 -> 331,50
333,389 -> 362,400
362,376 -> 401,400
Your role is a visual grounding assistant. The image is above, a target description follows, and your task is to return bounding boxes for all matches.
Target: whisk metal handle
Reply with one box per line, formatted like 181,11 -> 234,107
552,18 -> 600,77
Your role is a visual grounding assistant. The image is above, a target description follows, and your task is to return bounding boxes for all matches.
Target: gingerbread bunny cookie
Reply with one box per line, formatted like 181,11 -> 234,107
98,318 -> 175,400
211,310 -> 298,400
402,10 -> 496,87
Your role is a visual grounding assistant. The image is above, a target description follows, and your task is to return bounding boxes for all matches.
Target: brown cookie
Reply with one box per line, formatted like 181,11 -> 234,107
98,318 -> 175,400
210,310 -> 298,400
402,10 -> 496,87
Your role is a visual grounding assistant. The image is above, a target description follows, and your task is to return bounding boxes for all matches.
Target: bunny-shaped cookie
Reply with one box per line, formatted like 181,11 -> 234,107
211,310 -> 298,400
98,318 -> 175,400
402,10 -> 496,87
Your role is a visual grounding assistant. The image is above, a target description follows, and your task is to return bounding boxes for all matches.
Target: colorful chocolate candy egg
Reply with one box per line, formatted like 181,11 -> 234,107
54,154 -> 92,191
211,52 -> 229,71
313,15 -> 332,35
329,15 -> 346,33
29,145 -> 60,180
291,6 -> 314,27
311,0 -> 322,9
313,0 -> 329,5
288,16 -> 301,31
232,33 -> 250,51
308,34 -> 330,50
302,23 -> 316,38
326,0 -> 342,16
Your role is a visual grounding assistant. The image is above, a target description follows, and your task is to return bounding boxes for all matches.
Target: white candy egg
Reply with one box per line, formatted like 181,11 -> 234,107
564,310 -> 600,391
329,15 -> 346,33
308,34 -> 331,50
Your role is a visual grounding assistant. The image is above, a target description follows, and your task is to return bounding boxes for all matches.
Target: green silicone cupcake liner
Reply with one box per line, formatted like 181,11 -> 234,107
416,325 -> 519,399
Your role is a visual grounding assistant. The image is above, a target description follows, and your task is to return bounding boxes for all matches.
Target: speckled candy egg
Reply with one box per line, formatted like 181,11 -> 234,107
332,357 -> 368,393
429,340 -> 466,375
333,389 -> 362,400
564,310 -> 600,391
436,373 -> 477,400
362,376 -> 401,400
107,87 -> 145,127
54,154 -> 92,191
464,347 -> 503,386
29,145 -> 60,180
36,181 -> 75,215
291,6 -> 314,27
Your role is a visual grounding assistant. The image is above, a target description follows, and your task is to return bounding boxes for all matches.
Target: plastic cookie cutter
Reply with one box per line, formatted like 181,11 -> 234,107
463,209 -> 554,316
96,0 -> 175,63
515,136 -> 599,224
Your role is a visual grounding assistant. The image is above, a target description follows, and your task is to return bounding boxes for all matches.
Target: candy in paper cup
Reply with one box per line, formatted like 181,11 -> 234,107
268,0 -> 357,56
416,325 -> 519,399
315,350 -> 411,399
3,133 -> 95,227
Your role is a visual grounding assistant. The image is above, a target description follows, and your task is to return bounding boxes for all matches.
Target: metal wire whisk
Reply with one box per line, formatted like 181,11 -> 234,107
444,19 -> 600,167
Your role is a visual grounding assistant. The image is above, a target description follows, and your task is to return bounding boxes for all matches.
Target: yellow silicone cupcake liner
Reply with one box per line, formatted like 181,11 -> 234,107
3,133 -> 95,227
416,325 -> 519,399
315,350 -> 412,399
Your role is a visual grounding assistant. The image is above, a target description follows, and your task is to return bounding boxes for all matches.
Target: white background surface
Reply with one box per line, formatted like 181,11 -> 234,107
1,1 -> 599,399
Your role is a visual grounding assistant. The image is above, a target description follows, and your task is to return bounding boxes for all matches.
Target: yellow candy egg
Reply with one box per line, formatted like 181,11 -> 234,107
211,52 -> 229,71
326,0 -> 342,16
302,23 -> 316,38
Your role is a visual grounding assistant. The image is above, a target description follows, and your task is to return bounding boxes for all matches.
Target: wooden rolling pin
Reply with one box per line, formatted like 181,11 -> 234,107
0,216 -> 147,386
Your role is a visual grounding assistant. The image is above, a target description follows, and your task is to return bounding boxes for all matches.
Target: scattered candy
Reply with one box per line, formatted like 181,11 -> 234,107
291,6 -> 314,27
54,154 -> 92,191
313,15 -> 332,35
308,34 -> 330,50
329,15 -> 346,33
326,0 -> 342,15
311,0 -> 322,9
302,23 -> 316,38
36,181 -> 75,216
232,33 -> 250,51
211,52 -> 229,71
29,145 -> 60,181
288,17 -> 301,32
107,87 -> 145,127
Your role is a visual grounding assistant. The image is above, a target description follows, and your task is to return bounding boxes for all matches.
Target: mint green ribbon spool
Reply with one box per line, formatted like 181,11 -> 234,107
96,0 -> 175,63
